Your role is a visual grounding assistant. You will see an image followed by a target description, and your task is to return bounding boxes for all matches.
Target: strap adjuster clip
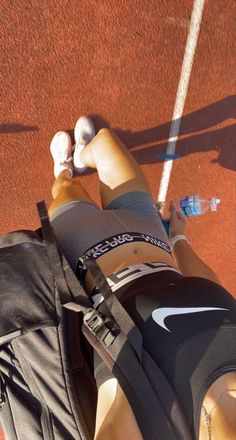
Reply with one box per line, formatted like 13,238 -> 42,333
84,310 -> 105,333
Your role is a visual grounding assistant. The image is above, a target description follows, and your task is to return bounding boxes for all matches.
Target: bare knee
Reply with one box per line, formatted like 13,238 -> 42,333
97,128 -> 117,142
93,128 -> 123,157
97,128 -> 112,136
79,128 -> 115,170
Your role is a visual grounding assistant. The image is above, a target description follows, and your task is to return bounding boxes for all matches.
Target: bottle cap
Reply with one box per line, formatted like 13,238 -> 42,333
210,197 -> 221,211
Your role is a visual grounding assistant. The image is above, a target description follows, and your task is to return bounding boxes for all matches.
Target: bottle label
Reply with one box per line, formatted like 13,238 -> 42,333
180,196 -> 201,217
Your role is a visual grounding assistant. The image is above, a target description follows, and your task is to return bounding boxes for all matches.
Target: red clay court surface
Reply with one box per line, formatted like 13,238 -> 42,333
0,0 -> 235,437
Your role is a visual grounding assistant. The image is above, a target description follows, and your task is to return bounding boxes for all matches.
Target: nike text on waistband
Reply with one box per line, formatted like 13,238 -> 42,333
81,232 -> 172,259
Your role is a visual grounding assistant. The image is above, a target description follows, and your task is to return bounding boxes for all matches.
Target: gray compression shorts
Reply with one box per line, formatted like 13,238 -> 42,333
49,191 -> 172,271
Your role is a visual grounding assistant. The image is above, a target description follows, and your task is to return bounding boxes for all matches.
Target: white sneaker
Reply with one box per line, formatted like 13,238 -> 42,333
73,116 -> 96,172
50,131 -> 73,178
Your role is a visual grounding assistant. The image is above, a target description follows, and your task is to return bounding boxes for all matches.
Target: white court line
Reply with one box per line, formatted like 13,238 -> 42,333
157,0 -> 205,213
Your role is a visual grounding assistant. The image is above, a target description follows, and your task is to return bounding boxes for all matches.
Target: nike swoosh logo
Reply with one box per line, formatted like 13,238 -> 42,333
152,307 -> 229,332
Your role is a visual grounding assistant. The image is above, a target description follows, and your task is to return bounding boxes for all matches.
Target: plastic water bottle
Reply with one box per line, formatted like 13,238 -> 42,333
179,195 -> 221,217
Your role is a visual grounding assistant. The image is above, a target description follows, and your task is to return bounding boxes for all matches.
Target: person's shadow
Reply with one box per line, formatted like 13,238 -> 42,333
87,94 -> 236,172
0,123 -> 39,134
1,95 -> 235,171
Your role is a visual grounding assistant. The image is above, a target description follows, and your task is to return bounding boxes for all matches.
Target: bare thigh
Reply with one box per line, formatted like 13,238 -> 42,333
80,128 -> 152,208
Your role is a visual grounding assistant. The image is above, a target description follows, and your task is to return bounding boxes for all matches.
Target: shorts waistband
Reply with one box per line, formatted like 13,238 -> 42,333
92,262 -> 181,308
82,232 -> 172,259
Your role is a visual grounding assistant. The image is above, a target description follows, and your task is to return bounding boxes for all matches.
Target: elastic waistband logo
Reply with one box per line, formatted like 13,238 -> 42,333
83,232 -> 172,259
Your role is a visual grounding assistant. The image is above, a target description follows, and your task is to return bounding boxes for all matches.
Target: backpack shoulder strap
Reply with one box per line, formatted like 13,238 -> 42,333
78,257 -> 193,439
37,201 -> 91,309
37,201 -> 70,303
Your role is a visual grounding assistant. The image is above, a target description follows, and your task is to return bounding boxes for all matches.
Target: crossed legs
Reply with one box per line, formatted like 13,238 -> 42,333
49,128 -> 152,215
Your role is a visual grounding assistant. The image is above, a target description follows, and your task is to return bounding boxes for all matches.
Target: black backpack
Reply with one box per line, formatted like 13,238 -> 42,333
0,201 -> 192,440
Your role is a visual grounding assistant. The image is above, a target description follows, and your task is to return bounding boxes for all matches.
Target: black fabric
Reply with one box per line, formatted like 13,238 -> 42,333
94,270 -> 236,440
0,225 -> 97,439
0,232 -> 57,338
0,203 -> 192,440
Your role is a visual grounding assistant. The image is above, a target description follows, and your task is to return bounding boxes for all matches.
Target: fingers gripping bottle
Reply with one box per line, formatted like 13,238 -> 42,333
179,195 -> 221,217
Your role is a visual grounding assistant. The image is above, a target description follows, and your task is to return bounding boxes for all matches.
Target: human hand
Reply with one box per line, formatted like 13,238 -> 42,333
169,201 -> 186,238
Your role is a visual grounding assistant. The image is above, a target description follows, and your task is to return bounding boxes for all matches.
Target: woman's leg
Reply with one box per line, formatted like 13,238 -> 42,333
48,170 -> 97,216
48,128 -> 98,217
49,126 -> 152,216
79,128 -> 152,208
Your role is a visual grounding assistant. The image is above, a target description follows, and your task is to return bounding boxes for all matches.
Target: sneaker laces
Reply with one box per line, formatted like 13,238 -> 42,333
58,156 -> 73,165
